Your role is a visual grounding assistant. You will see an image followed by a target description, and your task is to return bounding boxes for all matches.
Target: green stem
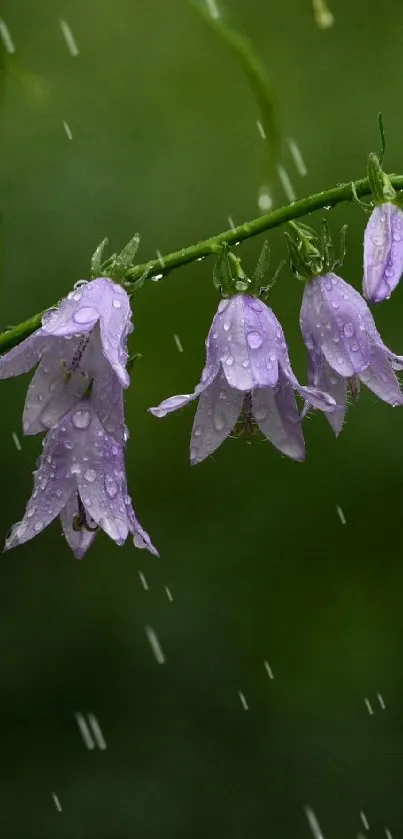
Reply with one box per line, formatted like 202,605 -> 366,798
1,173 -> 402,354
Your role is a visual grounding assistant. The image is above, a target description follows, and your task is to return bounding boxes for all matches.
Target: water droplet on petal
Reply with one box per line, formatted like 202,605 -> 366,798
112,298 -> 121,309
193,426 -> 202,437
343,322 -> 354,338
27,506 -> 36,518
242,359 -> 250,368
73,292 -> 82,302
213,411 -> 226,432
72,409 -> 91,430
56,489 -> 63,498
34,521 -> 43,533
225,356 -> 234,366
73,306 -> 98,325
84,469 -> 97,482
218,299 -> 229,314
105,475 -> 118,498
247,331 -> 263,349
64,440 -> 73,450
17,523 -> 27,537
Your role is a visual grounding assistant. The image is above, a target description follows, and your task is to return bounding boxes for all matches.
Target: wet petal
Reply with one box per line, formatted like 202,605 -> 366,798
23,337 -> 89,434
75,410 -> 130,545
149,367 -> 218,418
212,295 -> 281,389
252,375 -> 305,461
359,344 -> 403,405
300,274 -> 371,376
0,330 -> 46,379
190,369 -> 243,464
363,202 -> 403,303
306,348 -> 347,434
126,501 -> 159,556
5,426 -> 74,550
42,278 -> 132,387
59,491 -> 98,559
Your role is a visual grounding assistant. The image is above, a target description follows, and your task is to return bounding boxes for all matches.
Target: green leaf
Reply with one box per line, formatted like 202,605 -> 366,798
91,238 -> 109,278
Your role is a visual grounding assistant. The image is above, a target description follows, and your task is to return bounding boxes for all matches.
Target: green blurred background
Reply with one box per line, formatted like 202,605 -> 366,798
0,0 -> 402,836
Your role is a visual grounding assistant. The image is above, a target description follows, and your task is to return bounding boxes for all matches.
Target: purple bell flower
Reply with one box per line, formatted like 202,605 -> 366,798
0,278 -> 132,440
5,399 -> 158,559
150,294 -> 337,463
363,202 -> 403,303
300,271 -> 403,433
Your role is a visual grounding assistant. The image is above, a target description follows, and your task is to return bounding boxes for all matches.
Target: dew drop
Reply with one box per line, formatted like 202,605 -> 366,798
213,411 -> 226,432
218,299 -> 229,314
247,331 -> 263,349
73,306 -> 98,325
343,322 -> 354,338
105,475 -> 118,498
72,409 -> 91,430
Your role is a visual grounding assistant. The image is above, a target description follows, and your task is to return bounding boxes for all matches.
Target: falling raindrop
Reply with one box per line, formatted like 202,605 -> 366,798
165,586 -> 173,602
287,137 -> 308,176
364,697 -> 374,715
87,712 -> 107,750
155,249 -> 165,267
238,691 -> 249,710
256,120 -> 266,140
336,505 -> 346,525
228,216 -> 236,230
304,806 -> 324,839
11,431 -> 22,451
62,120 -> 73,140
173,333 -> 184,353
263,660 -> 274,679
205,0 -> 220,19
377,692 -> 386,710
145,625 -> 166,664
52,792 -> 62,812
138,571 -> 149,591
59,19 -> 79,56
0,18 -> 15,53
277,164 -> 296,202
151,273 -> 164,282
74,712 -> 95,749
360,812 -> 370,831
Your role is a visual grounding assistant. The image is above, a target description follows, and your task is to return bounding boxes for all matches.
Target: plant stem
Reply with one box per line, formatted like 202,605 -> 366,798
1,173 -> 402,354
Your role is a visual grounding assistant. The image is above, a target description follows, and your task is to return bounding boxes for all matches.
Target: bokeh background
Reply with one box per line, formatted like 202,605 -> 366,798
0,0 -> 402,836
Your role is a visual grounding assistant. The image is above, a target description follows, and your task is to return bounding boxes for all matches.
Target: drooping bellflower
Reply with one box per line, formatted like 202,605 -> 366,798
300,271 -> 403,433
0,278 -> 132,440
150,293 -> 337,463
5,400 -> 158,558
363,202 -> 403,303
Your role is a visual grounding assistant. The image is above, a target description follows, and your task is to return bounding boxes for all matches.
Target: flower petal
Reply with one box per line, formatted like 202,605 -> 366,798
252,374 -> 305,461
358,344 -> 403,405
300,274 -> 371,376
4,426 -> 74,550
126,501 -> 159,556
75,410 -> 130,545
211,295 -> 282,390
42,279 -> 132,387
149,366 -> 218,418
0,331 -> 45,379
363,202 -> 403,303
23,337 -> 89,434
59,491 -> 98,558
305,347 -> 347,434
190,369 -> 243,464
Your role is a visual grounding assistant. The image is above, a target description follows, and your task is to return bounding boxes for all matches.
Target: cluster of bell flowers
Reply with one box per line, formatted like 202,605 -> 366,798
1,184 -> 403,558
0,278 -> 158,558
